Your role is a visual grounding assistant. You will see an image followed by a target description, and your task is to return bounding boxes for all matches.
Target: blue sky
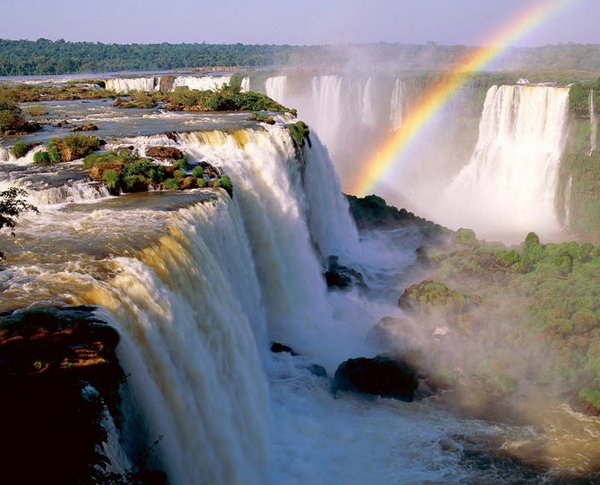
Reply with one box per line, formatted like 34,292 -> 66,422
2,0 -> 598,46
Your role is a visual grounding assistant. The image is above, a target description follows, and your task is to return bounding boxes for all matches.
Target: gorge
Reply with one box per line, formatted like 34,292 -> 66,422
0,70 -> 599,483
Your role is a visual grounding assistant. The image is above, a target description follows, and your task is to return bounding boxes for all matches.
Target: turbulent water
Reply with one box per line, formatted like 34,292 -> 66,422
1,83 -> 597,483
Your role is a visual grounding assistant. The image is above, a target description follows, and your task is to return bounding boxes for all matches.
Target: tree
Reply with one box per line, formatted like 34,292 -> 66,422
0,187 -> 38,236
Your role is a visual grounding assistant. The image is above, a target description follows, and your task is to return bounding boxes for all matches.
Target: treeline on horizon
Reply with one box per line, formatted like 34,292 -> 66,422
3,38 -> 600,76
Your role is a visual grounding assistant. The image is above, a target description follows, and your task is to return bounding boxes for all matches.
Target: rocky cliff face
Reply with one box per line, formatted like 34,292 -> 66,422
0,305 -> 165,484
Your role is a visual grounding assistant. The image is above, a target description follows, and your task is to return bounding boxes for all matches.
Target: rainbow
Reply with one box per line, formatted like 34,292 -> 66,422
349,0 -> 577,196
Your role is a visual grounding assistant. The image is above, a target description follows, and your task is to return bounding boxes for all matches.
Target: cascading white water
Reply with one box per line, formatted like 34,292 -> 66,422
175,128 -> 342,354
361,77 -> 376,127
171,75 -> 231,91
590,89 -> 597,155
444,84 -> 570,237
105,77 -> 158,93
32,182 -> 111,206
389,78 -> 405,130
240,76 -> 250,93
311,75 -> 344,147
99,199 -> 269,484
104,75 -> 231,94
303,134 -> 359,261
265,76 -> 288,106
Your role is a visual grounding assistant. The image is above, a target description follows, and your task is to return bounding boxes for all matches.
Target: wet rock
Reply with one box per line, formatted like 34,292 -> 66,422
200,161 -> 221,178
71,123 -> 99,132
146,146 -> 183,160
53,120 -> 70,127
164,131 -> 178,142
308,364 -> 327,378
89,162 -> 124,181
270,342 -> 298,355
179,176 -> 197,190
333,355 -> 419,401
324,255 -> 366,290
0,306 -> 125,483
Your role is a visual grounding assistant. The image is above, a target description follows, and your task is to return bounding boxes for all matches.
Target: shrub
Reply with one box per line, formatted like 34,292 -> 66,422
196,178 -> 207,188
0,99 -> 26,133
101,169 -> 120,191
163,178 -> 179,190
59,134 -> 100,162
10,141 -> 31,159
288,121 -> 311,148
33,151 -> 51,164
173,169 -> 186,180
456,228 -> 477,246
83,151 -> 127,169
220,175 -> 233,195
173,157 -> 190,171
47,143 -> 61,163
191,166 -> 204,178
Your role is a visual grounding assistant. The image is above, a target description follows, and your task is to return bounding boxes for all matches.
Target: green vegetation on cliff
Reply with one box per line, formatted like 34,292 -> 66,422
346,194 -> 447,240
557,114 -> 600,242
167,83 -> 291,113
414,231 -> 600,412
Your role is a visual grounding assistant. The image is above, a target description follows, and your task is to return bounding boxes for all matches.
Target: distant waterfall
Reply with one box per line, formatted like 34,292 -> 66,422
389,78 -> 405,130
446,85 -> 570,236
590,89 -> 598,155
105,76 -> 231,93
361,77 -> 376,127
171,75 -> 231,91
105,77 -> 158,93
311,75 -> 343,146
265,76 -> 288,106
241,76 -> 250,92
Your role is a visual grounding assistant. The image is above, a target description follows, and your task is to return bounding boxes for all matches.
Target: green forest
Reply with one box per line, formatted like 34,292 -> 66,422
4,39 -> 600,76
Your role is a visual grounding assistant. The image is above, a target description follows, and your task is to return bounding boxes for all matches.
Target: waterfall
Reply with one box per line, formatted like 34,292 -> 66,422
445,84 -> 570,236
564,175 -> 573,227
171,75 -> 231,91
241,76 -> 250,92
303,134 -> 360,261
105,77 -> 158,93
389,78 -> 405,130
590,89 -> 598,155
265,76 -> 288,105
86,197 -> 270,484
311,75 -> 343,147
104,76 -> 231,93
361,77 -> 376,127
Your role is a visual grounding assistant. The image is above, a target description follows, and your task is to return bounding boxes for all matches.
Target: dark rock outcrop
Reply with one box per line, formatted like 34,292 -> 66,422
146,146 -> 183,160
200,160 -> 221,179
333,355 -> 419,401
0,306 -> 128,483
270,342 -> 298,355
71,123 -> 99,132
324,255 -> 366,290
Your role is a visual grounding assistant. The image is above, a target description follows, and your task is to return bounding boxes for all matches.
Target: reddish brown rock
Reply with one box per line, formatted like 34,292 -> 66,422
146,146 -> 183,160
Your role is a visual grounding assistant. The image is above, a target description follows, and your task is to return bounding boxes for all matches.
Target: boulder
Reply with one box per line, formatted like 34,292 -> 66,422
333,355 -> 418,401
270,342 -> 298,355
71,123 -> 99,132
398,280 -> 467,314
0,306 -> 127,483
324,255 -> 366,290
179,176 -> 197,190
146,146 -> 183,160
89,162 -> 124,181
200,161 -> 221,179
